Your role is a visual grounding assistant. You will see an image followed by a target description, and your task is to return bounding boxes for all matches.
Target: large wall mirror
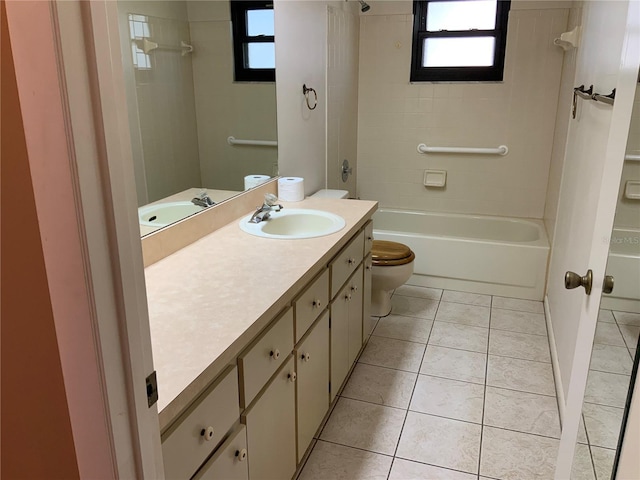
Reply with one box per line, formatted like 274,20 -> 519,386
116,0 -> 278,236
571,83 -> 640,479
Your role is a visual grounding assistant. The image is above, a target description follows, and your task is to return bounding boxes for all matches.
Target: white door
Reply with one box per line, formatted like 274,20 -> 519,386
546,2 -> 639,478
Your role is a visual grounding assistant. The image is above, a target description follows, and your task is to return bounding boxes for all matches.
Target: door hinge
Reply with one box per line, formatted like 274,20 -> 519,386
146,371 -> 158,407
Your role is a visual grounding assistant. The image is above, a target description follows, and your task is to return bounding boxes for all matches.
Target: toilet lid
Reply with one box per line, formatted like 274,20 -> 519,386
371,240 -> 415,266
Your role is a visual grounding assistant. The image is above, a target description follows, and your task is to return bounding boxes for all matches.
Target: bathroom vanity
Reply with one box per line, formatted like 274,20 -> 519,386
144,197 -> 377,479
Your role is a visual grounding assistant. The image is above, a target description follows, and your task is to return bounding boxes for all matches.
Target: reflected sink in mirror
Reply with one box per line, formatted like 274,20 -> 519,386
239,209 -> 346,239
139,201 -> 204,228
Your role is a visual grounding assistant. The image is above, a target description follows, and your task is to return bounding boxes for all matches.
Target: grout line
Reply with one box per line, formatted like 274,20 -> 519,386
478,302 -> 492,476
336,395 -> 408,412
370,332 -> 430,346
582,413 -> 599,480
314,438 -> 395,458
391,455 -> 482,478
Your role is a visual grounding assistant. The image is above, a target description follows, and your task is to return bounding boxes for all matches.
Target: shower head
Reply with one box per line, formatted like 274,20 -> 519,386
358,0 -> 371,12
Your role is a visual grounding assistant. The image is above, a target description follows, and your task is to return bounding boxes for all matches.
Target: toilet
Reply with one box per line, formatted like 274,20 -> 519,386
371,240 -> 415,317
310,189 -> 415,317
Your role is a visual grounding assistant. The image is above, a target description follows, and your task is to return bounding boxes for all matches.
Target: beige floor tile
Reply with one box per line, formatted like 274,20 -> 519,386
591,446 -> 615,480
613,310 -> 640,326
619,324 -> 640,350
391,295 -> 438,319
410,375 -> 484,424
441,290 -> 491,307
598,309 -> 616,323
298,440 -> 392,480
396,411 -> 481,474
584,371 -> 631,408
582,403 -> 624,449
389,458 -> 476,480
489,329 -> 551,363
491,308 -> 547,336
394,285 -> 442,300
491,296 -> 544,314
479,426 -> 558,480
359,335 -> 426,373
487,355 -> 556,396
428,321 -> 489,354
594,322 -> 626,347
320,398 -> 406,456
578,414 -> 589,444
484,386 -> 561,438
420,345 -> 487,385
373,314 -> 433,344
571,443 -> 596,480
436,301 -> 490,328
589,344 -> 633,375
341,363 -> 417,409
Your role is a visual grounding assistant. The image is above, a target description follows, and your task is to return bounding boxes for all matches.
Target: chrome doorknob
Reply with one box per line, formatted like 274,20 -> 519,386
565,270 -> 593,295
603,275 -> 614,294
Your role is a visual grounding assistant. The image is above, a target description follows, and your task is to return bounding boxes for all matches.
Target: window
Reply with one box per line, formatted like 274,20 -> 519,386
410,0 -> 511,82
230,1 -> 275,82
128,14 -> 152,70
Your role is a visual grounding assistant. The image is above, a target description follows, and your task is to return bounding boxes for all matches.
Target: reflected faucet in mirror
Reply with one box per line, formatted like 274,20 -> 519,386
191,191 -> 215,208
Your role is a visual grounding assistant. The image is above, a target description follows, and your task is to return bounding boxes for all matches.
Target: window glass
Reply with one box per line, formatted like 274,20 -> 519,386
426,0 -> 497,31
247,43 -> 276,69
423,37 -> 495,67
247,9 -> 275,36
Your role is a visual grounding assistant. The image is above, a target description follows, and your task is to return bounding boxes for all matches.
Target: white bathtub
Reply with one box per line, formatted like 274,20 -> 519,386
600,227 -> 640,312
372,209 -> 550,300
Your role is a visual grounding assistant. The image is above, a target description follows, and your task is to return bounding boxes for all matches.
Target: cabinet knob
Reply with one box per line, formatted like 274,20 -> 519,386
312,299 -> 322,309
288,371 -> 297,382
301,352 -> 311,362
351,285 -> 358,292
367,236 -> 373,242
270,349 -> 280,360
200,426 -> 215,441
347,258 -> 355,265
235,448 -> 247,462
365,265 -> 371,270
345,293 -> 352,301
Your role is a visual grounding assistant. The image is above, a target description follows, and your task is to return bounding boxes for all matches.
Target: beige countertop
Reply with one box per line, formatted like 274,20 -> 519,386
144,197 -> 377,430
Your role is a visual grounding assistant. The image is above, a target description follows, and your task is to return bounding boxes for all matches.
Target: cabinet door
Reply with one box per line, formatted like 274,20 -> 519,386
192,425 -> 249,480
330,287 -> 350,403
295,311 -> 330,463
347,264 -> 364,366
363,254 -> 373,341
242,356 -> 296,480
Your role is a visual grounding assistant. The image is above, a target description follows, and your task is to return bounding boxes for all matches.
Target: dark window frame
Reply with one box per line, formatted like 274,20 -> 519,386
230,1 -> 275,82
410,0 -> 511,82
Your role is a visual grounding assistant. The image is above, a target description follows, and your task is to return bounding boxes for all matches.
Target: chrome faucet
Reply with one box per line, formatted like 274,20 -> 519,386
191,191 -> 215,208
249,193 -> 283,223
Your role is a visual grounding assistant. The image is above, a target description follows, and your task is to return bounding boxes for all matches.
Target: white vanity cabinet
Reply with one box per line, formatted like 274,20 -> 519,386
242,355 -> 297,480
192,425 -> 249,480
363,254 -> 374,339
295,311 -> 330,462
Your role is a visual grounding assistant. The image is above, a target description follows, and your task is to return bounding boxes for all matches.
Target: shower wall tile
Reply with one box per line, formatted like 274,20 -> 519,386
356,7 -> 569,219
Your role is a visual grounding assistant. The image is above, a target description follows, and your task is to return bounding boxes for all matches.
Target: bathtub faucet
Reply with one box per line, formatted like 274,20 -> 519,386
191,191 -> 215,208
249,193 -> 283,223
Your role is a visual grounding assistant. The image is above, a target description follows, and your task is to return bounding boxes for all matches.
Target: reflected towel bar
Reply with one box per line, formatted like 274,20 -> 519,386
227,136 -> 278,147
626,154 -> 640,162
417,144 -> 509,156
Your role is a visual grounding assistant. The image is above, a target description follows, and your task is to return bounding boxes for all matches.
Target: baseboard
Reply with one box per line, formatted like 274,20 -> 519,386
544,295 -> 566,425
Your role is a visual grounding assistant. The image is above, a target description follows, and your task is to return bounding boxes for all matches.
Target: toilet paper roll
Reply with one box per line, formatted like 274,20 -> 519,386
278,177 -> 305,202
244,174 -> 271,190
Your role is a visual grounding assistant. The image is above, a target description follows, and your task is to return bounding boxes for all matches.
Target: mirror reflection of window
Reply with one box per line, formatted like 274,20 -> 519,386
230,1 -> 276,81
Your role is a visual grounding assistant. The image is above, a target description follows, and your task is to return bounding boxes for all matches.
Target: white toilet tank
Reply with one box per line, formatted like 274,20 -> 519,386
311,189 -> 349,199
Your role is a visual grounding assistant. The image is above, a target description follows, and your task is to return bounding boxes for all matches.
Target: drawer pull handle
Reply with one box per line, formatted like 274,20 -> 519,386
288,371 -> 297,382
235,449 -> 248,462
312,299 -> 322,309
301,352 -> 311,362
351,285 -> 358,292
270,349 -> 280,360
200,426 -> 215,441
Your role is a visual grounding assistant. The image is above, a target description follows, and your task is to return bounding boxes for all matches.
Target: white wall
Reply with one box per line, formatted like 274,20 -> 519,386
117,1 -> 201,205
356,1 -> 568,218
187,1 -> 278,192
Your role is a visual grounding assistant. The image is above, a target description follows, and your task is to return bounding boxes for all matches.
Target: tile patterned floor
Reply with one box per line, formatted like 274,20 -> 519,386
574,309 -> 639,480
298,287 -> 564,480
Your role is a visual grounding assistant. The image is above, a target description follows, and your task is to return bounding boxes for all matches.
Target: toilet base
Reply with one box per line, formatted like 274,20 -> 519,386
371,288 -> 393,317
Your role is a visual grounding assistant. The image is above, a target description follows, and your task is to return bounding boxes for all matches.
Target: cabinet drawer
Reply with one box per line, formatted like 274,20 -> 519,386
331,230 -> 365,299
161,365 -> 239,480
294,268 -> 329,342
193,425 -> 249,480
238,307 -> 294,408
364,220 -> 374,256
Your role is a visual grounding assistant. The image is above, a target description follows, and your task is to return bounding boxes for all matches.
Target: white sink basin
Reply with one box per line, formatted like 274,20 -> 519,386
138,201 -> 204,227
239,209 -> 346,239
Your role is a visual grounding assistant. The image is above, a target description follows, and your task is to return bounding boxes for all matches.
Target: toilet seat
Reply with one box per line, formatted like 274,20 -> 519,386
371,240 -> 415,266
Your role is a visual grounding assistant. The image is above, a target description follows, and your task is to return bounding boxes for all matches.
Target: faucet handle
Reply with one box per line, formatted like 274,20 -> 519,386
264,193 -> 278,206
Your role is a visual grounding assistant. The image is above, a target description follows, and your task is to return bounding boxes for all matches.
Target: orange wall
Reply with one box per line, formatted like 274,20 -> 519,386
0,2 -> 80,477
